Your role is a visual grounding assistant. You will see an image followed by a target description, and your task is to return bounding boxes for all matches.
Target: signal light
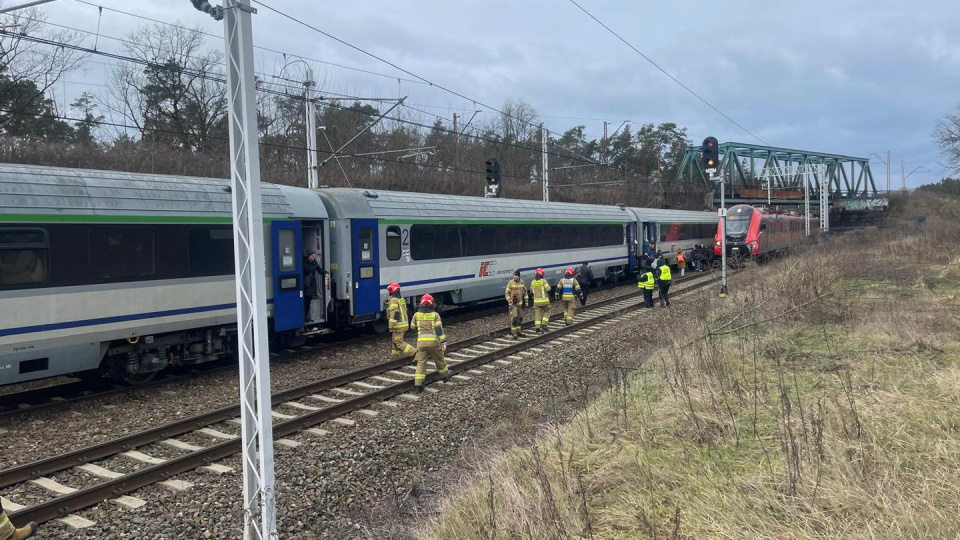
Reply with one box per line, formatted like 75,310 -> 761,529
484,158 -> 502,198
701,137 -> 719,172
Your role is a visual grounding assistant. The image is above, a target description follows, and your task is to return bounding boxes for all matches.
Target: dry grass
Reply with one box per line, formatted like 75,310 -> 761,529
421,198 -> 960,540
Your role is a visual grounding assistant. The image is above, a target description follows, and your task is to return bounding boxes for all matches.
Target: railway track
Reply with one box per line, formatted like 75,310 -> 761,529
2,273 -> 721,528
0,278 -> 645,419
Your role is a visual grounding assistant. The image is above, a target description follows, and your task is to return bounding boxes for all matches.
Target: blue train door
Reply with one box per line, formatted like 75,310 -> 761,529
351,219 -> 380,316
271,220 -> 304,332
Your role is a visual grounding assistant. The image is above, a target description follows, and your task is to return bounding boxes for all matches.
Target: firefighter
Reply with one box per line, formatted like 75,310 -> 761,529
410,294 -> 450,393
504,270 -> 528,339
529,268 -> 552,333
656,259 -> 672,307
385,282 -> 415,361
555,267 -> 583,324
0,501 -> 37,540
637,270 -> 656,308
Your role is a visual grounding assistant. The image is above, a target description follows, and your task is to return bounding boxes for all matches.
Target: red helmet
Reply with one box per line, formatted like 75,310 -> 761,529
565,267 -> 575,277
386,282 -> 401,294
535,268 -> 544,278
419,294 -> 435,308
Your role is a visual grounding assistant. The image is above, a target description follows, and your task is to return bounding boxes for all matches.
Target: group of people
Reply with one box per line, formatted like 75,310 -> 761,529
383,263 -> 596,392
637,251 -> 675,308
504,263 -> 591,338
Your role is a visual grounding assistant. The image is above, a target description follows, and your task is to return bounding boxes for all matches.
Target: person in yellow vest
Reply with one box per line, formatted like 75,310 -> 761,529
655,258 -> 672,307
676,248 -> 686,277
637,269 -> 655,308
504,270 -> 528,339
529,267 -> 552,333
385,282 -> 415,361
0,501 -> 37,540
410,294 -> 450,393
554,267 -> 583,324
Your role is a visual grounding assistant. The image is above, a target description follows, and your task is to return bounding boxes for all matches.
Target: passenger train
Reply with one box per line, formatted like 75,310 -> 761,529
714,204 -> 816,260
0,164 -> 716,386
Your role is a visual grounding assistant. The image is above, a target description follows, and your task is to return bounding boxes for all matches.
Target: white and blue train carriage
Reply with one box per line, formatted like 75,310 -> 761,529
0,164 -> 331,386
629,207 -> 719,263
315,189 -> 638,330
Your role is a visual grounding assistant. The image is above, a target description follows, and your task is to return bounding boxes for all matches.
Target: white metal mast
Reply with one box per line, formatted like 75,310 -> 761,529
305,66 -> 319,190
190,1 -> 278,538
541,123 -> 549,202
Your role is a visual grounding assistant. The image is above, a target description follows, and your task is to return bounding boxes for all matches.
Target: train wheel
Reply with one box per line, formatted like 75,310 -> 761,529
370,320 -> 389,334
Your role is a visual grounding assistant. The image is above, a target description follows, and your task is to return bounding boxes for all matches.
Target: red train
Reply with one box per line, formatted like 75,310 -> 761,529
714,204 -> 815,259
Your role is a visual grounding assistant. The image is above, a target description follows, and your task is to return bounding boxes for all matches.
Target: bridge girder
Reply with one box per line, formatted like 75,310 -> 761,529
675,141 -> 877,198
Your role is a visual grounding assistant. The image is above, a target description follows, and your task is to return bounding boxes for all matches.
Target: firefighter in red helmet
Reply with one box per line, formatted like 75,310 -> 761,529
529,268 -> 552,333
385,282 -> 415,361
410,294 -> 450,393
554,267 -> 583,325
504,270 -> 528,339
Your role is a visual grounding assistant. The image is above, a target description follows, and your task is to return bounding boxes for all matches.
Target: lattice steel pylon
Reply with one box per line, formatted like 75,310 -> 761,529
190,1 -> 278,538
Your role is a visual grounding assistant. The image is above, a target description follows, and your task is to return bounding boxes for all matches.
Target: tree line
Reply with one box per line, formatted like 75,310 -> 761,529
0,10 -> 707,208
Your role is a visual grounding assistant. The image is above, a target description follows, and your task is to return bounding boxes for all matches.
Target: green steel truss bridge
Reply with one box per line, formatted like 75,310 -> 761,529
676,142 -> 880,202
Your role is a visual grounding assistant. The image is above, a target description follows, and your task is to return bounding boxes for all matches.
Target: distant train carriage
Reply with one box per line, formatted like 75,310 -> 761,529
628,208 -> 718,263
714,204 -> 814,259
316,189 -> 636,331
0,164 -> 331,386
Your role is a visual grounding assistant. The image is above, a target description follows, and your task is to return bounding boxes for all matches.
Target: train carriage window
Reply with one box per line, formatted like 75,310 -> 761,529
386,226 -> 402,261
90,227 -> 155,280
189,227 -> 235,275
437,226 -> 466,259
359,227 -> 373,263
410,225 -> 436,260
465,226 -> 496,256
545,225 -> 563,251
0,228 -> 49,286
498,226 -> 521,253
523,226 -> 543,252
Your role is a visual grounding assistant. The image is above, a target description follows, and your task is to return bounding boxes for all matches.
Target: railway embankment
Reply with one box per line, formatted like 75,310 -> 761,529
423,200 -> 960,539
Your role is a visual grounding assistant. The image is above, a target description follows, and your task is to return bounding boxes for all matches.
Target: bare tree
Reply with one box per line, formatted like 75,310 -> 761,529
935,105 -> 960,174
105,23 -> 226,151
0,4 -> 85,129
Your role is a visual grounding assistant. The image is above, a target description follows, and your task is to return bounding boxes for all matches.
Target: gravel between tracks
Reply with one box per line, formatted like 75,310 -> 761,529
31,280 -> 715,540
0,281 -> 646,469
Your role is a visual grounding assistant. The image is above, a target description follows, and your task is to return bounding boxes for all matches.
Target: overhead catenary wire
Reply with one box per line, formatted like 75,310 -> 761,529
564,0 -> 769,146
0,21 -> 610,170
17,6 -> 640,177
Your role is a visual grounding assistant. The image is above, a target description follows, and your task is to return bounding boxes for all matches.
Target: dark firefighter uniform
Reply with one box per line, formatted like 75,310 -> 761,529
504,272 -> 528,338
555,270 -> 583,324
656,263 -> 672,307
386,291 -> 415,360
411,300 -> 450,391
637,271 -> 655,308
529,270 -> 552,332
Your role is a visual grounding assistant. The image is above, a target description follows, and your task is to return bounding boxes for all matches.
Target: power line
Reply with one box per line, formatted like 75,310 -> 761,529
249,0 -> 611,167
69,0 -> 429,85
564,0 -> 769,146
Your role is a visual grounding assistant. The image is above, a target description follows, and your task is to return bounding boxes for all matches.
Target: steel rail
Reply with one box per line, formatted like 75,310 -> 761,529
5,275 -> 719,525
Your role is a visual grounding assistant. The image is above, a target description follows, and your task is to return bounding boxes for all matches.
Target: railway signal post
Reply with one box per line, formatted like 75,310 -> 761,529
189,1 -> 278,539
702,136 -> 727,298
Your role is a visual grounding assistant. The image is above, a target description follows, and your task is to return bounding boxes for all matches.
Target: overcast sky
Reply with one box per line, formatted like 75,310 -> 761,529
43,0 -> 960,188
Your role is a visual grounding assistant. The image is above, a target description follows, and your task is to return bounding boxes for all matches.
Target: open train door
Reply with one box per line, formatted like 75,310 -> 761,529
627,222 -> 638,272
271,220 -> 305,332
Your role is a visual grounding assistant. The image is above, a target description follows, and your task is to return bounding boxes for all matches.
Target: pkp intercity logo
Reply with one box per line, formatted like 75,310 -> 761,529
478,260 -> 497,277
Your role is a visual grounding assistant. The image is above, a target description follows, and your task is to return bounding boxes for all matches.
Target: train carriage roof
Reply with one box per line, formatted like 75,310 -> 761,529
0,164 -> 327,222
628,207 -> 717,223
316,188 -> 633,223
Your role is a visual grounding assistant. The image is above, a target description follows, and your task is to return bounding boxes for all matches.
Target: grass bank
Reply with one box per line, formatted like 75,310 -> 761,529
423,201 -> 960,540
